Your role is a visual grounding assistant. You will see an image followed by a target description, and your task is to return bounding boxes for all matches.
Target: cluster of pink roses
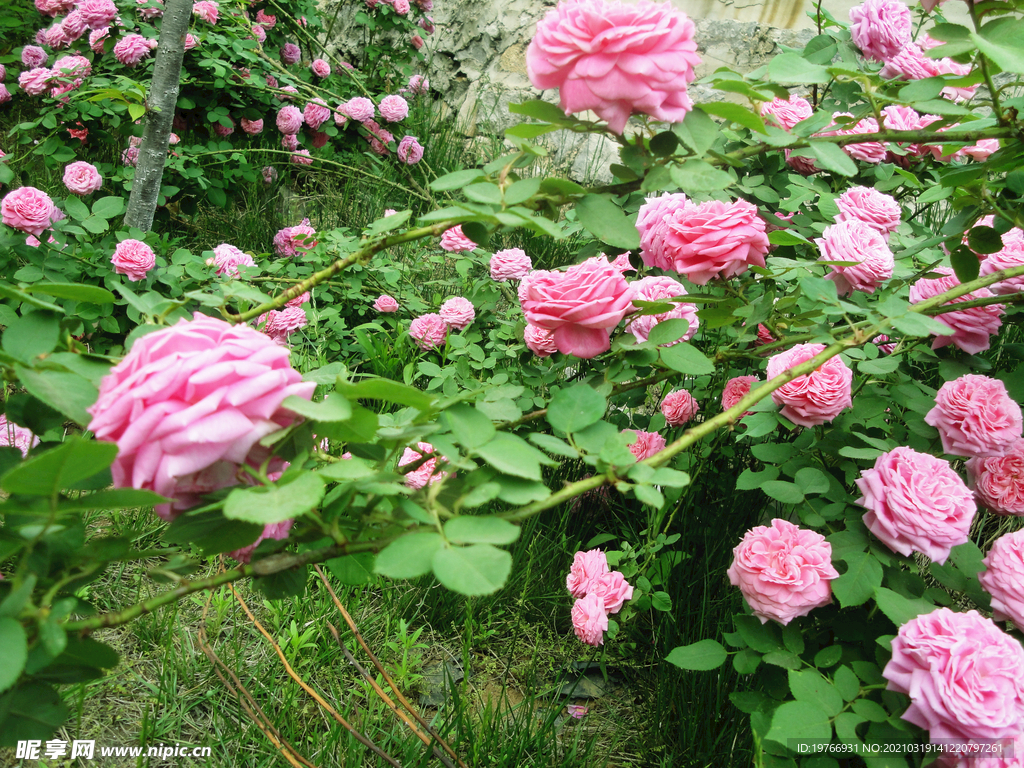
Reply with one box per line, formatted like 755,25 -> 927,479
566,549 -> 633,646
816,187 -> 897,295
409,297 -> 476,351
206,242 -> 256,278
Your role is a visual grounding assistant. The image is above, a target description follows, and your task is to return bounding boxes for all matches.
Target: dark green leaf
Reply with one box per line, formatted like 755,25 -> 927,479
2,438 -> 116,497
24,283 -> 115,305
833,552 -> 884,608
575,194 -> 641,250
546,384 -> 607,433
14,365 -> 97,426
761,481 -> 804,504
2,311 -> 60,363
223,472 -> 325,525
164,508 -> 263,555
0,682 -> 69,746
0,618 -> 27,693
666,639 -> 727,670
952,246 -> 981,285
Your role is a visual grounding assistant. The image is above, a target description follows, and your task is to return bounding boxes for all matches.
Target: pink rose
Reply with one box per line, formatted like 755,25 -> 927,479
722,375 -> 759,416
393,0 -> 410,13
925,375 -> 1023,458
490,248 -> 532,281
184,33 -> 199,51
439,224 -> 477,253
286,292 -> 310,308
2,186 -> 55,236
281,134 -> 298,151
642,198 -> 769,285
882,105 -> 930,156
364,120 -> 393,155
310,58 -> 330,78
963,138 -> 999,162
405,74 -> 429,94
830,114 -> 887,164
726,518 -> 838,625
113,34 -> 157,67
373,295 -> 399,313
18,67 -> 52,96
409,313 -> 447,350
63,161 -> 103,195
258,306 -> 307,344
527,0 -> 700,134
520,255 -> 635,359
815,219 -> 894,295
660,388 -> 699,427
398,441 -> 451,489
872,334 -> 896,354
79,0 -> 118,28
856,446 -> 975,564
121,146 -> 139,167
341,97 -> 374,122
571,592 -> 608,646
379,94 -> 409,122
883,608 -> 1024,744
0,85 -> 9,104
21,46 -> 48,69
273,219 -> 317,256
625,274 -> 699,345
136,0 -> 164,20
192,0 -> 219,24
60,11 -> 88,41
835,186 -> 900,239
276,105 -> 303,134
396,135 -> 423,164
212,118 -> 234,137
980,230 -> 1024,296
227,519 -> 293,564
256,9 -> 276,27
207,242 -> 255,277
304,98 -> 330,130
566,549 -> 609,598
626,429 -> 666,461
980,529 -> 1024,629
281,42 -> 301,65
760,95 -> 812,130
411,35 -> 424,50
908,268 -> 1004,355
333,105 -> 348,127
849,0 -> 912,61
0,414 -> 39,458
277,85 -> 298,102
88,28 -> 109,55
262,166 -> 277,185
439,296 -> 474,330
591,571 -> 633,613
111,239 -> 156,281
87,314 -> 315,520
765,343 -> 853,428
967,439 -> 1024,515
240,117 -> 263,135
755,324 -> 775,347
524,323 -> 558,357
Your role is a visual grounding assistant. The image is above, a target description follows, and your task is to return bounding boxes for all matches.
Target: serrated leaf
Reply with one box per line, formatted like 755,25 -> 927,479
0,618 -> 27,693
789,669 -> 844,716
547,384 -> 606,433
833,552 -> 884,608
281,394 -> 352,423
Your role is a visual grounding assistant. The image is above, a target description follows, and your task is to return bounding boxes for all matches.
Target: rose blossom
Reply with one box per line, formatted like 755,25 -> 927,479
110,239 -> 155,281
193,0 -> 218,23
114,34 -> 157,67
0,64 -> 5,81
256,9 -> 276,27
439,225 -> 477,253
0,414 -> 39,458
122,146 -> 139,167
856,446 -> 975,564
341,97 -> 374,122
590,571 -> 633,613
626,429 -> 666,461
285,292 -> 310,308
63,161 -> 103,195
727,518 -> 839,625
45,23 -> 72,50
661,389 -> 699,427
411,34 -> 424,50
227,520 -> 293,564
394,0 -> 410,13
18,68 -> 52,96
2,187 -> 55,236
980,530 -> 1024,629
273,219 -> 317,257
184,33 -> 198,51
722,375 -> 759,417
0,86 -> 9,104
816,219 -> 894,295
439,297 -> 474,330
398,441 -> 451,489
79,0 -> 118,28
373,294 -> 399,312
136,0 -> 164,20
409,313 -> 447,351
212,118 -> 234,137
379,95 -> 409,122
363,120 -> 393,155
835,186 -> 901,239
571,592 -> 608,646
883,608 -> 1024,744
909,268 -> 1004,355
21,46 -> 48,69
527,0 -> 701,134
760,95 -> 812,130
980,232 -> 1024,296
566,548 -> 609,598
276,105 -> 303,134
765,343 -> 853,428
396,135 -> 423,165
61,11 -> 88,41
312,129 -> 329,148
520,254 -> 635,359
207,242 -> 255,277
967,439 -> 1024,516
636,192 -> 691,269
925,375 -> 1023,458
258,306 -> 307,344
303,98 -> 330,130
849,0 -> 912,61
277,85 -> 297,102
240,117 -> 263,135
490,248 -> 532,281
281,134 -> 298,151
404,74 -> 429,94
310,58 -> 330,78
86,314 -> 315,520
262,166 -> 277,184
625,274 -> 699,345
963,139 -> 999,162
524,323 -> 558,357
643,198 -> 769,285
832,115 -> 887,164
281,42 -> 301,65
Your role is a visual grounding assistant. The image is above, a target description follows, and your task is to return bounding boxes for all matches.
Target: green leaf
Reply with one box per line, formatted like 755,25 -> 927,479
733,649 -> 762,674
765,701 -> 834,749
474,433 -> 554,481
873,587 -> 936,627
317,457 -> 376,481
62,196 -> 90,221
814,646 -> 843,668
432,544 -> 512,595
2,438 -> 116,497
326,553 -> 375,585
444,516 -> 520,545
651,591 -> 672,612
735,614 -> 782,653
0,682 -> 69,746
281,394 -> 352,422
336,378 -> 435,411
834,666 -> 861,702
789,669 -> 844,716
763,650 -> 804,670
547,384 -> 607,433
951,246 -> 981,284
889,312 -> 953,338
659,343 -> 715,375
634,483 -> 665,508
24,283 -> 116,305
737,467 -> 779,490
649,131 -> 679,156
375,532 -> 443,579
53,636 -> 119,669
971,26 -> 1024,74
833,552 -> 884,608
0,618 -> 28,693
528,433 -> 579,458
699,102 -> 767,134
673,108 -> 720,156
223,472 -> 325,525
647,318 -> 692,347
762,481 -> 804,504
164,508 -> 263,555
794,467 -> 831,494
14,365 -> 98,426
429,169 -> 486,191
91,196 -> 125,219
665,639 -> 727,670
808,141 -> 858,176
0,282 -> 63,312
441,404 -> 495,450
365,210 -> 411,236
898,77 -> 946,103
669,160 -> 735,193
575,194 -> 640,250
463,182 -> 503,205
767,53 -> 832,83
56,488 -> 168,512
509,100 -> 571,123
769,230 -> 812,246
2,311 -> 60,363
801,276 -> 840,305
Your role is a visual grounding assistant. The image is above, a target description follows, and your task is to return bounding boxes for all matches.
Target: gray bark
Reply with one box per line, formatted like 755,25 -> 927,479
123,0 -> 192,231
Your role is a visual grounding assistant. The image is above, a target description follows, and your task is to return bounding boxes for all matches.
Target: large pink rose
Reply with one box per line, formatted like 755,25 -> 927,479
590,571 -> 633,613
660,389 -> 698,427
925,375 -> 1023,458
379,95 -> 409,122
643,198 -> 769,285
626,429 -> 666,461
566,548 -> 609,598
276,105 -> 304,134
765,343 -> 853,428
18,67 -> 52,96
726,518 -> 838,625
86,314 -> 316,520
63,161 -> 103,195
519,255 -> 635,358
341,96 -> 374,122
815,219 -> 894,295
409,313 -> 447,350
439,224 -> 476,253
835,186 -> 901,239
490,248 -> 532,281
980,229 -> 1024,296
526,0 -> 700,134
396,136 -> 423,165
524,323 -> 558,357
908,268 -> 1004,354
831,114 -> 887,164
228,519 -> 293,564
883,608 -> 1024,744
22,46 -> 48,69
0,414 -> 39,458
967,439 -> 1024,515
980,530 -> 1024,629
398,441 -> 451,489
310,58 -> 330,78
760,95 -> 812,130
571,591 -> 608,646
855,446 -> 975,564
114,34 -> 158,67
625,274 -> 699,345
273,219 -> 317,256
636,192 -> 692,270
303,98 -> 331,130
439,297 -> 474,330
2,186 -> 55,236
111,239 -> 155,282
849,0 -> 912,61
78,0 -> 118,28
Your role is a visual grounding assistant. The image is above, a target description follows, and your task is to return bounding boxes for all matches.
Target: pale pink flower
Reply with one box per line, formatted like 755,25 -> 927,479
111,239 -> 155,282
379,94 -> 409,122
303,98 -> 330,130
396,135 -> 423,164
363,119 -> 393,155
527,0 -> 701,134
879,43 -> 937,81
207,243 -> 255,277
0,415 -> 39,457
276,105 -> 303,134
0,86 -> 10,104
273,219 -> 317,257
963,139 -> 999,162
418,16 -> 434,33
228,520 -> 293,564
281,134 -> 298,151
2,186 -> 55,236
79,0 -> 118,28
18,68 -> 52,96
290,150 -> 313,166
341,97 -> 374,122
61,11 -> 88,41
590,571 -> 633,613
490,248 -> 532,281
310,58 -> 330,78
193,0 -> 218,24
21,46 -> 48,69
256,10 -> 276,27
835,186 -> 900,239
440,225 -> 477,253
816,219 -> 894,295
240,117 -> 263,135
660,389 -> 698,427
524,323 -> 558,357
136,0 -> 164,20
398,441 -> 451,489
0,64 -> 6,82
872,334 -> 896,354
766,343 -> 853,428
121,146 -> 139,167
980,231 -> 1024,296
626,429 -> 666,461
980,530 -> 1024,628
831,114 -> 887,164
908,267 -> 1004,354
849,0 -> 912,61
566,549 -> 609,598
727,518 -> 838,625
333,105 -> 348,127
967,439 -> 1024,516
439,297 -> 474,330
281,42 -> 300,65
760,95 -> 812,130
567,704 -> 588,719
374,295 -> 399,312
571,592 -> 608,646
212,118 -> 234,137
409,313 -> 447,350
51,54 -> 91,81
722,375 -> 759,416
251,25 -> 266,43
184,33 -> 198,51
44,23 -> 72,49
63,161 -> 102,195
285,292 -> 310,308
259,306 -> 307,343
625,274 -> 699,345
411,35 -> 424,50
405,74 -> 429,94
393,0 -> 410,13
113,34 -> 157,66
636,192 -> 692,270
925,375 -> 1023,458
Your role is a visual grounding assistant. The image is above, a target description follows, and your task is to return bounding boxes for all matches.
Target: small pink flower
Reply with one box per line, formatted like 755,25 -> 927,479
310,58 -> 331,78
661,389 -> 698,427
341,97 -> 374,122
396,135 -> 423,164
281,42 -> 301,65
273,219 -> 317,257
908,267 -> 1004,354
625,274 -> 699,345
872,335 -> 896,354
980,530 -> 1024,628
21,46 -> 48,69
849,0 -> 912,61
63,161 -> 103,195
379,94 -> 409,122
136,0 -> 164,20
980,230 -> 1024,296
835,186 -> 901,239
256,9 -> 276,27
410,34 -> 424,50
398,441 -> 451,489
207,242 -> 255,277
2,186 -> 55,236
524,323 -> 558,357
0,414 -> 39,457
566,704 -> 588,719
333,105 -> 348,127
816,219 -> 894,295
79,0 -> 118,28
113,34 -> 157,67
44,23 -> 72,50
963,139 -> 999,162
184,33 -> 199,51
276,105 -> 303,134
439,297 -> 474,330
393,0 -> 410,13
310,131 -> 328,149
760,95 -> 812,130
967,439 -> 1024,516
0,86 -> 10,104
192,0 -> 219,24
766,343 -> 853,428
228,520 -> 293,564
240,117 -> 263,135
925,375 -> 1023,458
286,292 -> 310,308
61,11 -> 88,41
571,592 -> 608,646
374,295 -> 399,312
566,548 -> 609,598
111,239 -> 156,282
18,68 -> 52,96
304,98 -> 330,130
409,313 -> 447,350
490,248 -> 532,281
626,430 -> 666,461
259,306 -> 307,343
212,117 -> 234,137
722,375 -> 759,416
122,146 -> 139,167
290,150 -> 313,166
831,114 -> 887,164
405,74 -> 429,94
439,225 -> 477,253
251,25 -> 266,43
281,134 -> 298,151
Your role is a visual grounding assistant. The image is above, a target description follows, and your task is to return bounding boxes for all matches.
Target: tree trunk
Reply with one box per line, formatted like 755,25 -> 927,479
123,0 -> 192,232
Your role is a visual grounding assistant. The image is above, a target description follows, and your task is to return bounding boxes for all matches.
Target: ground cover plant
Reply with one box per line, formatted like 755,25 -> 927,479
2,0 -> 1024,764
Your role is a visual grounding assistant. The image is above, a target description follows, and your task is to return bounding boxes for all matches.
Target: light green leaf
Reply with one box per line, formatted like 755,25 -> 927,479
91,196 -> 125,219
223,472 -> 325,525
375,532 -> 443,579
24,283 -> 116,305
15,365 -> 98,426
808,141 -> 858,176
432,544 -> 512,595
765,700 -> 833,748
575,194 -> 641,250
659,343 -> 715,375
428,169 -> 486,192
474,433 -> 554,481
336,378 -> 436,411
546,384 -> 607,433
2,438 -> 116,497
441,404 -> 495,450
0,618 -> 27,693
281,394 -> 352,422
326,553 -> 376,585
444,516 -> 520,545
669,160 -> 735,193
665,639 -> 727,670
698,102 -> 767,134
761,481 -> 804,504
789,669 -> 844,716
873,587 -> 937,627
767,53 -> 832,84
